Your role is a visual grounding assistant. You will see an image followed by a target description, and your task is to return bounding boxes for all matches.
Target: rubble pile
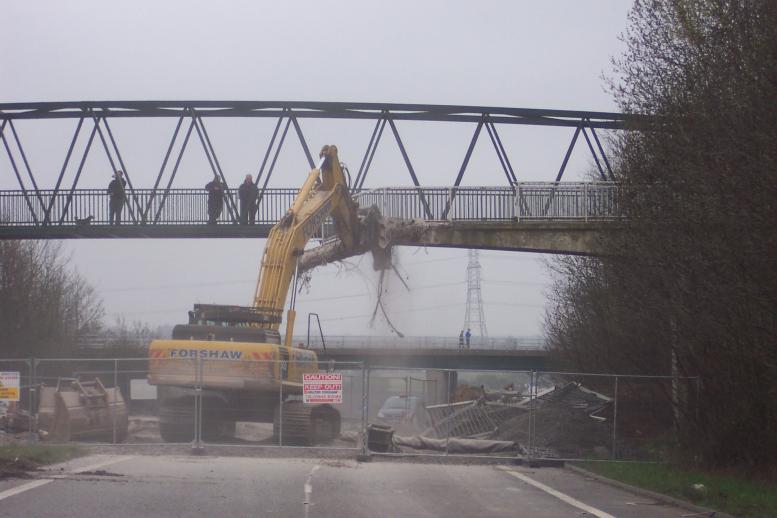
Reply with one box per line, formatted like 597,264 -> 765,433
494,383 -> 612,458
387,382 -> 614,458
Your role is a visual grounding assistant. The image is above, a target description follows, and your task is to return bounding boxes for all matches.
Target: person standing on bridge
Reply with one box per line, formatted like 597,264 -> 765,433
238,174 -> 259,225
465,328 -> 472,349
107,170 -> 127,225
205,175 -> 224,225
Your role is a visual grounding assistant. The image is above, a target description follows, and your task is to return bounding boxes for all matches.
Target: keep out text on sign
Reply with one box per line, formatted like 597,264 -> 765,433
0,372 -> 20,401
303,373 -> 342,404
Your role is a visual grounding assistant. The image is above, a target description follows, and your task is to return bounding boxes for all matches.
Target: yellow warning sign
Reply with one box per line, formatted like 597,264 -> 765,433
0,372 -> 20,402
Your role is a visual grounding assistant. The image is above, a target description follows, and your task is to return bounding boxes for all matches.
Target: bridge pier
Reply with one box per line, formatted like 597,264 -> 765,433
426,369 -> 458,404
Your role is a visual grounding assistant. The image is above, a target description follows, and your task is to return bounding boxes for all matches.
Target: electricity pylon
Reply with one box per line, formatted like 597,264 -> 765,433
463,249 -> 488,338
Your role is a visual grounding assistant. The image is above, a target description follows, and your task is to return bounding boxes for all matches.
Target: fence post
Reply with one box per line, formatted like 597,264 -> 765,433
113,359 -> 118,445
528,370 -> 535,462
445,370 -> 452,456
361,365 -> 369,457
278,364 -> 284,446
584,183 -> 589,222
515,184 -> 521,221
612,375 -> 618,460
27,358 -> 34,440
193,357 -> 203,452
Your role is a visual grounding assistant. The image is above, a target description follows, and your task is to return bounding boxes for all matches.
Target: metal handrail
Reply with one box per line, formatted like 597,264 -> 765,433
0,183 -> 622,227
0,187 -> 298,226
353,182 -> 622,221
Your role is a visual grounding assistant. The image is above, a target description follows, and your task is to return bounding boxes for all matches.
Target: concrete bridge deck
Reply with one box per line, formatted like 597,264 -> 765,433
0,184 -> 620,254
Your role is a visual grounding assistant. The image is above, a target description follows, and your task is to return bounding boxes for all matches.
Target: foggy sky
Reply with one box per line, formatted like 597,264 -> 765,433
1,1 -> 630,338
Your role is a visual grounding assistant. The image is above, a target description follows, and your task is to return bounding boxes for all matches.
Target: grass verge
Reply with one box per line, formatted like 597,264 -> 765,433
575,461 -> 777,518
0,444 -> 84,469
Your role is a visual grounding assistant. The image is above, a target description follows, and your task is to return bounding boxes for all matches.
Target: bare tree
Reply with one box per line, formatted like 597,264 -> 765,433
546,0 -> 777,469
0,241 -> 104,357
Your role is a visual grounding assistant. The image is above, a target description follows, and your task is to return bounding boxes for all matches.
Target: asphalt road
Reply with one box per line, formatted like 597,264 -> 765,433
0,454 -> 694,517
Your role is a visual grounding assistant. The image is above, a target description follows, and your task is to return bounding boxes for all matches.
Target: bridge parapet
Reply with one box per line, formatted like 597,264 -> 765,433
0,187 -> 298,227
353,183 -> 621,222
0,182 -> 622,239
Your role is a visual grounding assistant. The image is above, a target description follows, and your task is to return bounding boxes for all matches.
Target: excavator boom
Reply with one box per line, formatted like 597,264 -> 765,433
252,145 -> 359,345
147,145 -> 358,445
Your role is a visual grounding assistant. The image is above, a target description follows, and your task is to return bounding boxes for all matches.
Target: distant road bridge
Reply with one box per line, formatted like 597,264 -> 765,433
75,333 -> 550,370
0,101 -> 633,251
320,347 -> 548,371
303,335 -> 548,370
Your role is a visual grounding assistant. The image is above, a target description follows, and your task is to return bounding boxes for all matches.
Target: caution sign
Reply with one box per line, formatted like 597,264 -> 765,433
0,372 -> 20,402
303,373 -> 342,404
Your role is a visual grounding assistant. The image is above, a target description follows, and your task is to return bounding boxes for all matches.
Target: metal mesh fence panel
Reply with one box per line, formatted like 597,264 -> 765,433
0,356 -> 696,461
527,372 -> 698,462
192,358 -> 364,450
612,376 -> 697,461
529,372 -> 617,461
366,368 -> 532,458
26,357 -> 200,445
33,358 -> 125,444
117,358 -> 158,444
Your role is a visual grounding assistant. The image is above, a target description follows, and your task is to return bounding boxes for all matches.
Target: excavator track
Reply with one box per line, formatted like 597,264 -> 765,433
273,401 -> 341,446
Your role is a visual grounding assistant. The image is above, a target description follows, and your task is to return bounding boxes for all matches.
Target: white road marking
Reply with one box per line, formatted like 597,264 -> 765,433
303,464 -> 320,518
0,479 -> 54,501
0,455 -> 135,502
498,467 -> 617,518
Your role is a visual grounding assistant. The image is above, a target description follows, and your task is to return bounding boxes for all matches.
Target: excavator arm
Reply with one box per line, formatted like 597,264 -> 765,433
252,145 -> 360,346
146,146 -> 357,446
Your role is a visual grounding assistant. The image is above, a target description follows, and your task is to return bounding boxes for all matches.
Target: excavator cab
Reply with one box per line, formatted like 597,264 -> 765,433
171,304 -> 281,344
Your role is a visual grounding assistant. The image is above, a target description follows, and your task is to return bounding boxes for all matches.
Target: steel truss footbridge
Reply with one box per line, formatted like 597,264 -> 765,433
0,101 -> 634,252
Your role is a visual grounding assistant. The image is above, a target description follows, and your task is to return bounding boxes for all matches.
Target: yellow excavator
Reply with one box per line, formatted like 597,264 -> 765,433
147,145 -> 361,444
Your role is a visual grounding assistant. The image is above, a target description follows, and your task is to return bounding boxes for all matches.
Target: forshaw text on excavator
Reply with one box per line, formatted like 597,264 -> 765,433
147,145 -> 362,445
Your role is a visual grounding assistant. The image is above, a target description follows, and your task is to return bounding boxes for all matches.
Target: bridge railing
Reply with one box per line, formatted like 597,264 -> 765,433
353,182 -> 621,221
0,183 -> 620,227
0,188 -> 299,226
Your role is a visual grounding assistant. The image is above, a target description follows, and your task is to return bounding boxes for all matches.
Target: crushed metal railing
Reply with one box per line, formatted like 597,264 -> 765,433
424,399 -> 525,439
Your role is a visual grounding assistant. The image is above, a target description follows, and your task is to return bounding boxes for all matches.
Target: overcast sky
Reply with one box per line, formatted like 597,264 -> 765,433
1,1 -> 630,338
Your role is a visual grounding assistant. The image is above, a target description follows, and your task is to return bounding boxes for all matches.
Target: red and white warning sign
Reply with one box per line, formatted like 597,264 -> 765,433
0,372 -> 20,402
303,373 -> 343,404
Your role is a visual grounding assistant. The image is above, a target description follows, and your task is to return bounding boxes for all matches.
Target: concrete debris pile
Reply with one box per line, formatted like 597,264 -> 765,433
385,382 -> 613,458
0,403 -> 36,444
494,383 -> 612,458
0,408 -> 33,435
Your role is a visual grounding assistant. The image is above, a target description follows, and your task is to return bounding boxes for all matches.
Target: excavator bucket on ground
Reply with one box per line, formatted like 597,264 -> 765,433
38,378 -> 129,443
